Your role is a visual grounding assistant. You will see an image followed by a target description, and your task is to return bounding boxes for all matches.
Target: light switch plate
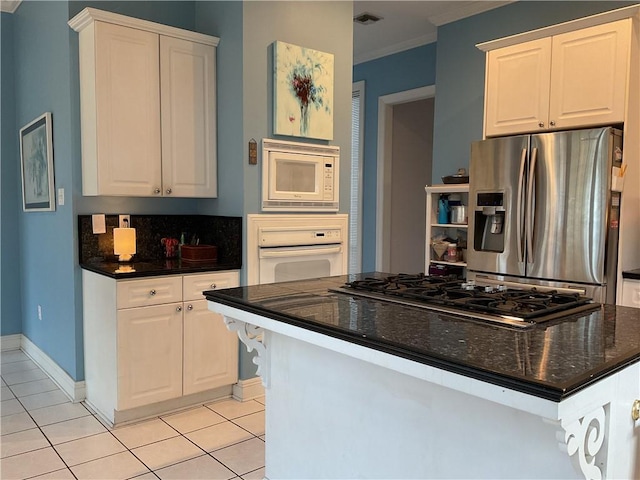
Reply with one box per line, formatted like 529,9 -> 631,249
57,188 -> 64,206
119,215 -> 130,228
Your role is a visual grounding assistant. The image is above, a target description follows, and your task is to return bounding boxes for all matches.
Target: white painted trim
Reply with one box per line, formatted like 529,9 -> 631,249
354,33 -> 437,66
477,4 -> 640,51
1,334 -> 21,351
375,85 -> 436,272
232,377 -> 265,402
0,0 -> 22,14
428,0 -> 513,26
20,336 -> 86,403
68,7 -> 220,47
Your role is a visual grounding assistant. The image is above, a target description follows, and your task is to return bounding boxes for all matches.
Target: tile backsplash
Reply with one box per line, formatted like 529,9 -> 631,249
78,214 -> 242,266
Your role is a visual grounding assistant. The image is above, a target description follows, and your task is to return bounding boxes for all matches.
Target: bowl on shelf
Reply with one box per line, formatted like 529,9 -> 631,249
442,174 -> 469,184
442,168 -> 469,184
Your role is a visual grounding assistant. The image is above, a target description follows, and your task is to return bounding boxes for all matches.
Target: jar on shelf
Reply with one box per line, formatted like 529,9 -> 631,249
446,243 -> 459,262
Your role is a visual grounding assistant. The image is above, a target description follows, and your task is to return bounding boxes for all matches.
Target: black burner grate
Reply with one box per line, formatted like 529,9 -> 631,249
344,275 -> 593,320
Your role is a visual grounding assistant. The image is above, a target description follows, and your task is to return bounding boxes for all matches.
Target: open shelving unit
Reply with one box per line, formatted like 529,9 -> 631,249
424,184 -> 469,277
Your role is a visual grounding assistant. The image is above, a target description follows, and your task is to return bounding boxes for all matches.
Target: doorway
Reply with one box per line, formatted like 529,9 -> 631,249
376,86 -> 435,273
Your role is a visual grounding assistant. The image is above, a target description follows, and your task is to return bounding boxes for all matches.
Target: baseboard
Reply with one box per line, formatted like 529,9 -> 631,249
19,335 -> 86,403
232,377 -> 265,401
1,334 -> 22,351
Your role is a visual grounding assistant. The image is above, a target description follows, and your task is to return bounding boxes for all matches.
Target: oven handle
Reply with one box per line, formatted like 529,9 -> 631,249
259,245 -> 342,258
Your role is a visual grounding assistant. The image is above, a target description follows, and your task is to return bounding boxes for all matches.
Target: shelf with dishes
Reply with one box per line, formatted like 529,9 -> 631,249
425,184 -> 469,277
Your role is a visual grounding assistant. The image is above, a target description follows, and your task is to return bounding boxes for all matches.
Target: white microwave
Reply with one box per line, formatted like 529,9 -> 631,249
262,139 -> 339,212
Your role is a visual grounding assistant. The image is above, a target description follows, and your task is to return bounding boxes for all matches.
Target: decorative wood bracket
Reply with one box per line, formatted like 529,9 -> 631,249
223,316 -> 269,388
561,405 -> 608,480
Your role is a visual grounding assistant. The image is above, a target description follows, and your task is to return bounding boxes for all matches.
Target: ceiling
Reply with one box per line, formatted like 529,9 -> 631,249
1,1 -> 513,62
353,1 -> 513,64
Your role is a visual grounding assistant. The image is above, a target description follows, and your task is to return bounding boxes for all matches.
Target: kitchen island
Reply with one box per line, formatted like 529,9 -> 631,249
205,273 -> 640,479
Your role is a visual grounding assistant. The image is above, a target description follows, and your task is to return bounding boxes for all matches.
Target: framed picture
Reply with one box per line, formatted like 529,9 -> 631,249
273,41 -> 334,140
20,112 -> 55,212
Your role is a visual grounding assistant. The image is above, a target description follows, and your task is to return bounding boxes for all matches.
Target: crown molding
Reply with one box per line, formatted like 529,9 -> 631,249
354,32 -> 437,66
477,3 -> 640,51
428,1 -> 514,26
0,0 -> 22,14
68,7 -> 219,47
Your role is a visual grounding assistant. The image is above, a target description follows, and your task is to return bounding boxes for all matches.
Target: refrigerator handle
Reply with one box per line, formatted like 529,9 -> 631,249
516,148 -> 527,263
526,147 -> 537,264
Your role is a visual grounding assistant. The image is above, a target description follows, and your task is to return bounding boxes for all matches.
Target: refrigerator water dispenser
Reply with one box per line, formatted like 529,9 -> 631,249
473,192 -> 505,253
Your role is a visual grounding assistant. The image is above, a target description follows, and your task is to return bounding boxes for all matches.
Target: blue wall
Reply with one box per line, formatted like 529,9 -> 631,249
431,0 -> 635,181
353,43 -> 437,272
195,1 -> 245,219
1,12 -> 22,335
5,1 -> 203,381
12,1 -> 81,377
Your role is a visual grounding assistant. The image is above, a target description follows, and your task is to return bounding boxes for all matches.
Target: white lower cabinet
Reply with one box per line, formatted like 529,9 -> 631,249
621,279 -> 640,308
82,269 -> 239,425
183,299 -> 237,395
117,303 -> 184,410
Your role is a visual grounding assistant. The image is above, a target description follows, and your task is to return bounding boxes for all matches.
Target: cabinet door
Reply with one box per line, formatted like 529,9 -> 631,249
117,303 -> 183,409
485,37 -> 552,137
549,19 -> 630,130
93,22 -> 162,196
160,36 -> 217,198
183,300 -> 238,395
621,280 -> 640,308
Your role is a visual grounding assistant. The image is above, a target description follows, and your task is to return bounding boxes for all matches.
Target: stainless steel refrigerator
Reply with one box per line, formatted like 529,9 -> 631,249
467,127 -> 622,303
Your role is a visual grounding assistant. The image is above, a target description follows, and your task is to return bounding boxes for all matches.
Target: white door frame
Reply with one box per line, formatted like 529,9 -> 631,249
375,85 -> 436,272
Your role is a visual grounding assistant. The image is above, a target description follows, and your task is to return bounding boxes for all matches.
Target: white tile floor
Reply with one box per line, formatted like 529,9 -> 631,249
0,350 -> 265,479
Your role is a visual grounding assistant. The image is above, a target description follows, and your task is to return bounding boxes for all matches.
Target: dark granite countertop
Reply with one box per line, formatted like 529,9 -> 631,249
81,259 -> 240,279
204,272 -> 640,402
623,268 -> 640,280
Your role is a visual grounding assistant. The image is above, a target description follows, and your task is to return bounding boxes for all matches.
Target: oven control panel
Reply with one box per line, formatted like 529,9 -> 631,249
259,226 -> 343,247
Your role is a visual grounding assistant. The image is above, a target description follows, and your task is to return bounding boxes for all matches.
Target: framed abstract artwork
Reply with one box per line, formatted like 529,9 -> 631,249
20,112 -> 55,212
273,41 -> 334,140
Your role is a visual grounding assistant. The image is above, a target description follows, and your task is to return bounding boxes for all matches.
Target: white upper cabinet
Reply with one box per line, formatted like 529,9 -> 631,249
485,38 -> 552,137
84,22 -> 162,196
69,8 -> 219,197
160,36 -> 217,197
484,19 -> 631,137
548,20 -> 631,130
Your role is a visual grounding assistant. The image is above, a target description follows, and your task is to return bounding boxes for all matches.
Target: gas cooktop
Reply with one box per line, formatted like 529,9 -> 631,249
331,273 -> 599,328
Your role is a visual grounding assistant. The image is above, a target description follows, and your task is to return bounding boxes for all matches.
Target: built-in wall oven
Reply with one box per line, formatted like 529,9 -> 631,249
247,214 -> 348,285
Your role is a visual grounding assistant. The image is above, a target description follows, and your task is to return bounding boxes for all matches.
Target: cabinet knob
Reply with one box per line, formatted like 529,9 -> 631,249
154,188 -> 161,195
187,304 -> 193,311
633,399 -> 640,421
549,121 -> 556,127
538,122 -> 545,128
166,188 -> 172,195
176,306 -> 182,312
149,289 -> 156,296
210,283 -> 217,289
